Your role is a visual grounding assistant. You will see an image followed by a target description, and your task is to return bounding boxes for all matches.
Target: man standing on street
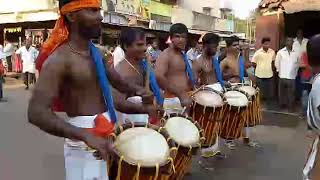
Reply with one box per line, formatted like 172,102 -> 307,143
293,29 -> 309,102
3,39 -> 14,72
187,41 -> 202,63
293,29 -> 308,59
275,37 -> 300,112
16,38 -> 39,90
28,0 -> 155,179
252,37 -> 275,104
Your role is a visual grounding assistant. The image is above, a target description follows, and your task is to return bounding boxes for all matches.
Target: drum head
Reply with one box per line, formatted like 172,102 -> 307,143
115,127 -> 169,167
164,117 -> 200,147
193,90 -> 223,107
238,86 -> 256,96
206,83 -> 223,92
224,91 -> 248,107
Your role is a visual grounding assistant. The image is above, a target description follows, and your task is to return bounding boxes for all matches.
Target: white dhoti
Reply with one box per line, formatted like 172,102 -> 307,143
119,96 -> 149,124
65,112 -> 110,180
303,137 -> 319,180
163,97 -> 183,115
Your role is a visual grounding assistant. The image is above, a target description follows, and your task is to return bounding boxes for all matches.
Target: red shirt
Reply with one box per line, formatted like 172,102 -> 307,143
301,52 -> 312,81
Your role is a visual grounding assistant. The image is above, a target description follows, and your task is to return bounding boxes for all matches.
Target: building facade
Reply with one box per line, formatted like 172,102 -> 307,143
172,0 -> 234,35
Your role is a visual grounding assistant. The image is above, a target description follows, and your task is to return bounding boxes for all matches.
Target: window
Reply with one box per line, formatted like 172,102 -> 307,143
203,7 -> 212,16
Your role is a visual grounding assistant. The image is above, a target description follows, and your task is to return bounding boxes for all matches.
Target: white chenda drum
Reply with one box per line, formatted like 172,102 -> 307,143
161,115 -> 205,180
191,87 -> 225,147
237,84 -> 262,127
220,89 -> 250,140
108,122 -> 176,180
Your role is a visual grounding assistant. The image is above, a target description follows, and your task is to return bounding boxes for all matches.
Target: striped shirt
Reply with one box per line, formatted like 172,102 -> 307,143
307,74 -> 320,132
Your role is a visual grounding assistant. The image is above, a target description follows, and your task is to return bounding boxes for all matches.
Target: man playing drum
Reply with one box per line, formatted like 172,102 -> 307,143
155,23 -> 193,115
113,27 -> 163,124
220,36 -> 259,148
192,33 -> 227,159
193,33 -> 220,86
28,0 -> 157,179
219,36 -> 250,84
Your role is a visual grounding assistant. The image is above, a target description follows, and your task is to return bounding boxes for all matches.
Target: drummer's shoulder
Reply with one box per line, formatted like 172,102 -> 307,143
158,48 -> 178,63
220,57 -> 229,66
43,45 -> 70,68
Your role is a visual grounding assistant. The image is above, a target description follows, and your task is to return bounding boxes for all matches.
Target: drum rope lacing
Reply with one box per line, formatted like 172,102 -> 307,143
114,124 -> 177,180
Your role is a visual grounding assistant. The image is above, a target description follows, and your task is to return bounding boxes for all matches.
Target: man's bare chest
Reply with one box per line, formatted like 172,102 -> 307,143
227,61 -> 239,73
168,56 -> 186,73
200,60 -> 214,73
67,60 -> 100,87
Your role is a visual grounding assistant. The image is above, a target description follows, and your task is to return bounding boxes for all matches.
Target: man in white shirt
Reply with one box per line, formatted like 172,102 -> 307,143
3,39 -> 15,72
16,38 -> 39,90
275,37 -> 300,112
293,29 -> 308,59
186,41 -> 202,63
112,45 -> 125,69
303,34 -> 320,180
293,29 -> 309,103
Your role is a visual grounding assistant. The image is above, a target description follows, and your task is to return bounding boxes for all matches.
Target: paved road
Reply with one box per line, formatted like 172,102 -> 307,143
0,83 -> 312,180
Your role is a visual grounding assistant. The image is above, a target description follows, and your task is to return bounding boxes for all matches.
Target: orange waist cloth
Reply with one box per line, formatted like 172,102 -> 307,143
36,0 -> 100,112
86,114 -> 114,137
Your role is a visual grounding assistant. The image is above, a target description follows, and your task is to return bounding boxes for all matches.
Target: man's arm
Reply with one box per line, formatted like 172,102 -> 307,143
112,88 -> 153,115
28,55 -> 88,141
155,52 -> 183,97
251,51 -> 259,68
275,51 -> 281,72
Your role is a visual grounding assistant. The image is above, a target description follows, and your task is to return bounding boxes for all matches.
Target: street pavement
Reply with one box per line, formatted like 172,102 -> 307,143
0,79 -> 312,180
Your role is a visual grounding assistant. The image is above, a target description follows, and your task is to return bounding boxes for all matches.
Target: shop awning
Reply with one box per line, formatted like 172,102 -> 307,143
282,0 -> 320,14
259,0 -> 320,13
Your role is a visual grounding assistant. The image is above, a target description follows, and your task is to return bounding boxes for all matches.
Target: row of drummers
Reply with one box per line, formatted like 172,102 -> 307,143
104,82 -> 262,180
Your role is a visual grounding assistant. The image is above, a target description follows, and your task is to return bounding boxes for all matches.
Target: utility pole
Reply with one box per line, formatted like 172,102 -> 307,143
246,17 -> 249,41
249,18 -> 252,44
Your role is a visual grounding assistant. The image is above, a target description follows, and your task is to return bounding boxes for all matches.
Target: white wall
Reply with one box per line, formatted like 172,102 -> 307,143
0,0 -> 54,13
176,0 -> 221,17
171,7 -> 194,28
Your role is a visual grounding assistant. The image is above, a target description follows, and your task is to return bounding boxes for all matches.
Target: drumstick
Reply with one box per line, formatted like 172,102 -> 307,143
181,106 -> 187,115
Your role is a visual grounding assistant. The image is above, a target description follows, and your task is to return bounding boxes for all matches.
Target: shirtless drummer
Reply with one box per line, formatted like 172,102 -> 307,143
193,33 -> 220,85
155,23 -> 193,115
28,0 -> 157,179
192,33 -> 227,159
113,27 -> 163,124
220,36 -> 259,148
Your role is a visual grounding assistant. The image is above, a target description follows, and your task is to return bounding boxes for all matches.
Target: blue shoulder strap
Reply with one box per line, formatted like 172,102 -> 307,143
212,55 -> 225,87
140,59 -> 164,105
239,55 -> 245,83
181,52 -> 195,87
89,43 -> 117,124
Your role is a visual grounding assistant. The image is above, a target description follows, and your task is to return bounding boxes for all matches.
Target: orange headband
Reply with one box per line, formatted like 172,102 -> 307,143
36,0 -> 101,72
60,0 -> 100,14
